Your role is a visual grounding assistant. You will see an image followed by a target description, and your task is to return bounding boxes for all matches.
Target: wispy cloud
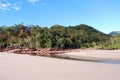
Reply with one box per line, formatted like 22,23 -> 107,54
12,2 -> 20,11
0,2 -> 11,11
0,1 -> 20,12
28,0 -> 39,4
0,0 -> 46,12
12,6 -> 20,11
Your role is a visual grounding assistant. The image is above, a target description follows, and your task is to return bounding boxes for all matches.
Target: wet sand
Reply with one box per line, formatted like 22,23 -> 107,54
58,50 -> 120,61
0,50 -> 120,80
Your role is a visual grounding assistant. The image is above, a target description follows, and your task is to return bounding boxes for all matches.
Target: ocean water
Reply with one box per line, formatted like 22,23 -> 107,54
100,60 -> 120,64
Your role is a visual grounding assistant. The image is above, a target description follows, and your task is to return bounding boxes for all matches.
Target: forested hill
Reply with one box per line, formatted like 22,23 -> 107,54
0,24 -> 110,49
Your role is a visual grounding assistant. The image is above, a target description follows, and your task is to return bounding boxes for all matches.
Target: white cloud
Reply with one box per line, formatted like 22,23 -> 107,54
29,0 -> 39,4
0,2 -> 11,11
0,1 -> 20,12
12,2 -> 20,11
12,6 -> 20,11
0,0 -> 44,12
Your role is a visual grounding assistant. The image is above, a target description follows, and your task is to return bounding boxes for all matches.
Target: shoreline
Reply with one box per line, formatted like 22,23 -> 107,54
54,50 -> 120,63
1,48 -> 120,63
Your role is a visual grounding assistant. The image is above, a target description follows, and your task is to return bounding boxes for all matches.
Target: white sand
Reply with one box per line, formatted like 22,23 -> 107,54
63,50 -> 120,60
0,51 -> 120,80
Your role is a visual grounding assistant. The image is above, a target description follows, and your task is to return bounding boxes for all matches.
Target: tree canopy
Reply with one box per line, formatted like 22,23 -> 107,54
1,24 -> 118,50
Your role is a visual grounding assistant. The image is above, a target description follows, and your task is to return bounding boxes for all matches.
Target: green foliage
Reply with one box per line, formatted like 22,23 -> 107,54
103,35 -> 120,49
0,24 -> 112,49
0,37 -> 7,48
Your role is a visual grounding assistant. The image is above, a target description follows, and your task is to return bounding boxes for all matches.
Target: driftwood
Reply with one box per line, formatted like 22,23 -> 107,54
0,48 -> 66,56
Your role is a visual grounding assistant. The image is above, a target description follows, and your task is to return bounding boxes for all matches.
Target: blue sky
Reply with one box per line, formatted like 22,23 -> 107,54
0,0 -> 120,34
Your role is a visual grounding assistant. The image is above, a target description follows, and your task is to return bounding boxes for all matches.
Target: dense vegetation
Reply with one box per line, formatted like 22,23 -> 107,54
0,23 -> 119,50
104,35 -> 120,49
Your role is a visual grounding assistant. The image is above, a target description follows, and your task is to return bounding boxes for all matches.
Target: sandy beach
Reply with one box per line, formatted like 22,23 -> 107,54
57,50 -> 120,61
0,50 -> 120,80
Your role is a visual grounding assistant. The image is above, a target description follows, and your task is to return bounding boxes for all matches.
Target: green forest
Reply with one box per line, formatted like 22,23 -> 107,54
0,24 -> 120,50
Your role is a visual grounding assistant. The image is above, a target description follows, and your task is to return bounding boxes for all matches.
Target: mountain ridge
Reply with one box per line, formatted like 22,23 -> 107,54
109,31 -> 120,36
